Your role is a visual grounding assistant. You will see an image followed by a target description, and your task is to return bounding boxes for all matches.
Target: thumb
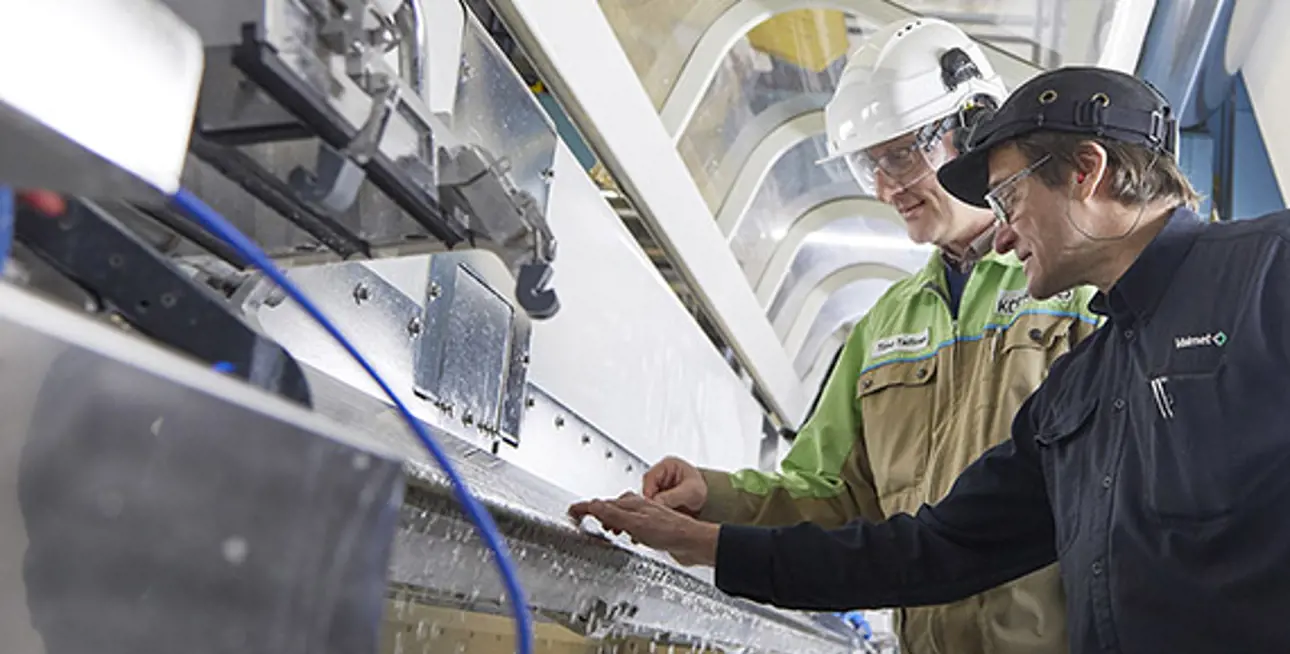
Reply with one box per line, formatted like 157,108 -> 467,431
654,486 -> 701,513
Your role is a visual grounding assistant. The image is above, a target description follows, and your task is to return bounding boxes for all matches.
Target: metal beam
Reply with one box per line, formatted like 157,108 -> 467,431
658,0 -> 1047,140
782,263 -> 907,357
755,196 -> 903,306
716,110 -> 825,237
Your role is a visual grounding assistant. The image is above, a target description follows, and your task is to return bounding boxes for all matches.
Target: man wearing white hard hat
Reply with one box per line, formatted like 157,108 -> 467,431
573,18 -> 1100,654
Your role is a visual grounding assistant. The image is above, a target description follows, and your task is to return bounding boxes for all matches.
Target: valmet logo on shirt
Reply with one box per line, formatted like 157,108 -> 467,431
871,329 -> 930,358
1174,330 -> 1228,349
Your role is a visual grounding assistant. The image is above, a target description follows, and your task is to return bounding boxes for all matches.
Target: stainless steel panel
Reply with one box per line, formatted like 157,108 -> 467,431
453,8 -> 558,220
298,368 -> 861,653
414,255 -> 528,443
511,385 -> 647,502
388,489 -> 862,654
0,0 -> 202,199
249,146 -> 766,475
0,284 -> 404,654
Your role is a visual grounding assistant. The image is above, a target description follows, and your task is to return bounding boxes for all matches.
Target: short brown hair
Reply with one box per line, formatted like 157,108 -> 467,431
1009,131 -> 1201,211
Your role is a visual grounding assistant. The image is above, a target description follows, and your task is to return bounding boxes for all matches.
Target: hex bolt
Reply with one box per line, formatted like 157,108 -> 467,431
407,316 -> 423,336
353,283 -> 371,304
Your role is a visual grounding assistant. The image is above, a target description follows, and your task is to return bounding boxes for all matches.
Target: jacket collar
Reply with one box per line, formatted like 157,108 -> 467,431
1088,206 -> 1207,325
917,246 -> 1021,287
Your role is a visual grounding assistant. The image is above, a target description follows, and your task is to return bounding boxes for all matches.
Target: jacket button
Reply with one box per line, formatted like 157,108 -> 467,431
915,368 -> 927,378
1113,398 -> 1125,411
1028,328 -> 1043,342
1102,475 -> 1113,489
1091,560 -> 1104,575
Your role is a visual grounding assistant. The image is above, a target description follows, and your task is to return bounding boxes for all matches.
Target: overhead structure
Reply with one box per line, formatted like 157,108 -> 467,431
576,0 -> 1155,404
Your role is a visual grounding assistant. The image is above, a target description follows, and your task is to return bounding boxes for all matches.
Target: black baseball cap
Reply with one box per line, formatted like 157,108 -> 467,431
936,66 -> 1178,208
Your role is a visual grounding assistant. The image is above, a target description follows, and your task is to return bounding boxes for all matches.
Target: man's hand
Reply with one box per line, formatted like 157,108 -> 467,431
642,456 -> 707,516
569,492 -> 720,567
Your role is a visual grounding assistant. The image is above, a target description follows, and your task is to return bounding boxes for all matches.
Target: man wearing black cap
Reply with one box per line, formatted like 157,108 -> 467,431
571,66 -> 1290,652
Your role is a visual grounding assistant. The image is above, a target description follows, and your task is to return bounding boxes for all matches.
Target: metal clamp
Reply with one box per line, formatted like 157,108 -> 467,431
288,81 -> 402,213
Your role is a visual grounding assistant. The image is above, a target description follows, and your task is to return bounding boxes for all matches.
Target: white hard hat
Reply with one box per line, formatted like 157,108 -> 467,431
823,17 -> 1008,163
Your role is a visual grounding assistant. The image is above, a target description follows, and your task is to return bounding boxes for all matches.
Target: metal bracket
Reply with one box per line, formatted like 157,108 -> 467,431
288,80 -> 402,213
438,144 -> 560,319
13,198 -> 313,407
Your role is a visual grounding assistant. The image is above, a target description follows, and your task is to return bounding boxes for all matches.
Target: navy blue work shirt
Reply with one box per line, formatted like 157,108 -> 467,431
716,207 -> 1290,653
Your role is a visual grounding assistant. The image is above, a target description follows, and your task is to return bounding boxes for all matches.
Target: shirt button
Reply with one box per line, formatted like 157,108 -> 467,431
915,368 -> 927,379
1113,398 -> 1125,411
1102,475 -> 1113,489
1028,328 -> 1044,343
1092,560 -> 1104,576
862,379 -> 873,389
1123,329 -> 1135,340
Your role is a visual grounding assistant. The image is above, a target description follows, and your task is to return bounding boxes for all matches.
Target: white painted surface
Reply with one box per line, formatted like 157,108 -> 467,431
496,0 -> 812,427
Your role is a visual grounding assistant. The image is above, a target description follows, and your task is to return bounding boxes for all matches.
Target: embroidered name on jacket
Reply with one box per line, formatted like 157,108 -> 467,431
871,329 -> 930,357
996,288 -> 1074,315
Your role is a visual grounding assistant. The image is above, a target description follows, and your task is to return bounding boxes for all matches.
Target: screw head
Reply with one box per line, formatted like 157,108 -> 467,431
353,283 -> 371,304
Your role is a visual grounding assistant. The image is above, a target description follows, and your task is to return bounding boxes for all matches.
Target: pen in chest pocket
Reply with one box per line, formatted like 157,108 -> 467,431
1150,376 -> 1174,419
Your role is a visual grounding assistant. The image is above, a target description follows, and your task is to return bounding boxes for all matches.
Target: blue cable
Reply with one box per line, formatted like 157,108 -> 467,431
170,188 -> 534,654
0,186 -> 13,277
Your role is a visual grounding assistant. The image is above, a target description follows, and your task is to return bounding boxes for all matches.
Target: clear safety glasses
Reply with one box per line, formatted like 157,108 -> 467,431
843,134 -> 950,196
984,154 -> 1052,225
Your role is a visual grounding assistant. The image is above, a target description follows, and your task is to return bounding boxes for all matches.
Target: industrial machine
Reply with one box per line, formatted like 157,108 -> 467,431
0,0 -> 871,652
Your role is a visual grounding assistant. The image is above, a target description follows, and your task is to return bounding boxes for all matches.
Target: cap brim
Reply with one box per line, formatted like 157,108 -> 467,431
936,148 -> 991,209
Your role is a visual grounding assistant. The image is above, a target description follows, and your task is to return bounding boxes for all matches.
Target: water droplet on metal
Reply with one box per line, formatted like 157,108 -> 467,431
222,536 -> 249,565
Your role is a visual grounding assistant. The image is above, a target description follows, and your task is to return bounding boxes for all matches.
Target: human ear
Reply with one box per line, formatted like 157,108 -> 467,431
1071,141 -> 1109,201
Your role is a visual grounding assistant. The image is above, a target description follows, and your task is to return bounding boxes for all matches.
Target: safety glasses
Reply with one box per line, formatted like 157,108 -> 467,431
984,154 -> 1051,225
844,136 -> 949,196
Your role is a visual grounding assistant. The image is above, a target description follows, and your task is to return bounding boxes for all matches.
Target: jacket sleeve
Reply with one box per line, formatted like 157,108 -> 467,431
696,321 -> 884,529
712,390 -> 1058,612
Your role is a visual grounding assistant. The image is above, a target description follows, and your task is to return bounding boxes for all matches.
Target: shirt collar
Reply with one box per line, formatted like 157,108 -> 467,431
1089,206 -> 1208,325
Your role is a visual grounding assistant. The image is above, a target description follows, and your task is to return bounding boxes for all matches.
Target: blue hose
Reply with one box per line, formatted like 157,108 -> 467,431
169,188 -> 534,654
0,186 -> 13,277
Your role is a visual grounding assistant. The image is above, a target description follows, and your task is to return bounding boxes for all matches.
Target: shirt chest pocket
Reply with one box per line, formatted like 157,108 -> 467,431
992,315 -> 1079,408
998,314 -> 1077,362
1035,398 -> 1098,554
856,357 -> 939,500
1140,356 -> 1249,524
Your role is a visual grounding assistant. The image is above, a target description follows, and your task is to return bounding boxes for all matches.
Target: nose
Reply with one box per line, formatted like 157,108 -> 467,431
994,221 -> 1018,254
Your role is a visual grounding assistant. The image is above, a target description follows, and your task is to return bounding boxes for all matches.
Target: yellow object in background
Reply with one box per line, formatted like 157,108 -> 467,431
747,9 -> 850,72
